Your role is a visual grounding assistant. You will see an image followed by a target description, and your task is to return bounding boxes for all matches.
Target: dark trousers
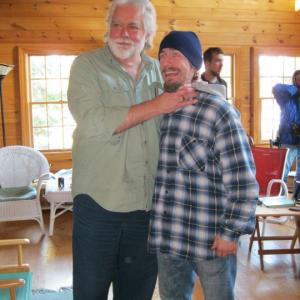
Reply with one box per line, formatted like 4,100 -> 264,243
73,194 -> 157,300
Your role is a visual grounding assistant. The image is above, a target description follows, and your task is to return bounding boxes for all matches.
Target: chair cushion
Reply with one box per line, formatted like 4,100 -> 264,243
261,195 -> 295,208
0,186 -> 37,202
0,271 -> 32,299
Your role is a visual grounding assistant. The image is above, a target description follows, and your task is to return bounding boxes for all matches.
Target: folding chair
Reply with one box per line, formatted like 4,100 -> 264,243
0,238 -> 31,300
252,146 -> 288,198
248,146 -> 299,270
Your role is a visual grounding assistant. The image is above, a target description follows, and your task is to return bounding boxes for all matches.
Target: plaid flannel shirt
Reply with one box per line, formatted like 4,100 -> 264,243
148,92 -> 259,260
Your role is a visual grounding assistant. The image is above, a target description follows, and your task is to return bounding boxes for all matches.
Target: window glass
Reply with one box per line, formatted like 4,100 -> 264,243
258,55 -> 300,141
29,55 -> 76,150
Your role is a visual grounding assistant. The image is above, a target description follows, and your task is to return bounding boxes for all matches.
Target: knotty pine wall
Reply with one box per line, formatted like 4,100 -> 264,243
0,0 -> 300,170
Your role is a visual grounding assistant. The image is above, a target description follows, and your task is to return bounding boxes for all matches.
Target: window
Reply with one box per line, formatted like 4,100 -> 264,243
259,56 -> 300,141
252,47 -> 300,144
18,45 -> 96,170
29,55 -> 76,150
221,55 -> 234,103
19,46 -> 96,153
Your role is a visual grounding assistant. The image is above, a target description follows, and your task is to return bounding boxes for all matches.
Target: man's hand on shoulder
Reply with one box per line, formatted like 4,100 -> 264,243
211,234 -> 238,257
153,83 -> 199,114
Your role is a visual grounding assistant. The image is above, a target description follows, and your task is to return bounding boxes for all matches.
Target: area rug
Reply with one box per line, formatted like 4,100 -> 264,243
32,286 -> 158,299
32,287 -> 73,300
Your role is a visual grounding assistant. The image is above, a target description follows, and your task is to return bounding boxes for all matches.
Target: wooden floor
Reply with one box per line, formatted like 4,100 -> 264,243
0,211 -> 300,300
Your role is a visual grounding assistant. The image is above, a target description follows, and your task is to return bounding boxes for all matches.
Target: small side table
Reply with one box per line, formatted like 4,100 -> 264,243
44,175 -> 73,236
249,205 -> 300,270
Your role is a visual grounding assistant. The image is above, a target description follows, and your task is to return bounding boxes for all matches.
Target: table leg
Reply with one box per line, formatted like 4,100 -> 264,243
49,202 -> 55,236
293,216 -> 300,248
256,217 -> 265,271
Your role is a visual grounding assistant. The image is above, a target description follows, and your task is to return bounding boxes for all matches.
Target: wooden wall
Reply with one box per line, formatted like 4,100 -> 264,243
0,0 -> 300,170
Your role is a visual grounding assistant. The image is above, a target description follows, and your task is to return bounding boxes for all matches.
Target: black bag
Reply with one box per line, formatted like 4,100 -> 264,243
291,123 -> 300,135
293,183 -> 300,203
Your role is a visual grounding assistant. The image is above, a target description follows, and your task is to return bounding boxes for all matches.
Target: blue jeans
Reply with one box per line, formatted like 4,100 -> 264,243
283,145 -> 300,194
73,194 -> 157,300
157,253 -> 237,300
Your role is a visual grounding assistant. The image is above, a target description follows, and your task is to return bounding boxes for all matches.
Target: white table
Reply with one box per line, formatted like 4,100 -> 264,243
44,171 -> 73,236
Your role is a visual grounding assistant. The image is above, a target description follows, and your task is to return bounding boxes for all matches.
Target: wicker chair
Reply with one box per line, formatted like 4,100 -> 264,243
0,146 -> 50,233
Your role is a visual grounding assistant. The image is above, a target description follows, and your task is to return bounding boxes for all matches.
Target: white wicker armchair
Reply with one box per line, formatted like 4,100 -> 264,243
0,146 -> 50,233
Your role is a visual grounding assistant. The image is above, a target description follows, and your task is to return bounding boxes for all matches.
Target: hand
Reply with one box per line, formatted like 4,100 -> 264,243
153,83 -> 199,114
211,234 -> 238,257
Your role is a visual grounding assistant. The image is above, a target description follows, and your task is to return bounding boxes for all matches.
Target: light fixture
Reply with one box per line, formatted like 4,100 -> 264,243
296,0 -> 300,11
0,64 -> 14,147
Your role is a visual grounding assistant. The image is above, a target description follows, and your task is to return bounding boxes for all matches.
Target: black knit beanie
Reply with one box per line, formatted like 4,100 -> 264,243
158,31 -> 202,70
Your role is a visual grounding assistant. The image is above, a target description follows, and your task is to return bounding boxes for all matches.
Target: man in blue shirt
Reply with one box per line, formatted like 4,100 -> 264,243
273,70 -> 300,199
149,31 -> 259,300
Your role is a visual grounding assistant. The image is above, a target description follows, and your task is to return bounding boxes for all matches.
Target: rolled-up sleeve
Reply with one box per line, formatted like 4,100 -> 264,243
215,108 -> 259,241
67,55 -> 129,140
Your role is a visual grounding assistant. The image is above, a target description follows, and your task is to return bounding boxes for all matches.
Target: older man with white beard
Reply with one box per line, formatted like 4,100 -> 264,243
68,1 -> 198,299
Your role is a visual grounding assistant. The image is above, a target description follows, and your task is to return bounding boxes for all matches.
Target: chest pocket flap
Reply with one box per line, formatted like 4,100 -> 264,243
177,135 -> 209,172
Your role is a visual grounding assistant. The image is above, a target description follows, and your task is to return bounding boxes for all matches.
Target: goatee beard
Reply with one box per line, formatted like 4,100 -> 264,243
211,70 -> 220,77
164,81 -> 182,93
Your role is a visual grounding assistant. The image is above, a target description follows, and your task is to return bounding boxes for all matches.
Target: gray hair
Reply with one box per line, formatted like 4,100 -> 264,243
106,0 -> 157,49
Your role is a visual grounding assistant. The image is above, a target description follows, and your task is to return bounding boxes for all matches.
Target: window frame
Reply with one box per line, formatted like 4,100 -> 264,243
18,44 -> 98,165
251,47 -> 300,145
219,46 -> 244,112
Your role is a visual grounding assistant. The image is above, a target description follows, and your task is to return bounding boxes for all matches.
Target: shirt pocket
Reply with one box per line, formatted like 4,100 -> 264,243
177,135 -> 208,172
101,80 -> 131,106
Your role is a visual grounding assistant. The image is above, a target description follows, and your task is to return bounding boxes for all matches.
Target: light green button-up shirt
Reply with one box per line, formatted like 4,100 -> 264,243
68,46 -> 163,212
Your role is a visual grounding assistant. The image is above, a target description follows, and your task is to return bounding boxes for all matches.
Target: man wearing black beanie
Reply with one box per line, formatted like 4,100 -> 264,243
148,31 -> 259,300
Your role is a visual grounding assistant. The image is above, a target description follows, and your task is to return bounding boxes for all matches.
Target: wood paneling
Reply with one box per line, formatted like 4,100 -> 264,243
0,0 -> 299,168
1,17 -> 300,34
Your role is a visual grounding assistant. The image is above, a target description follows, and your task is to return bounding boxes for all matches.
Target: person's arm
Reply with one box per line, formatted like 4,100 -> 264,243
213,107 -> 259,250
272,83 -> 298,107
68,55 -> 198,140
114,85 -> 199,134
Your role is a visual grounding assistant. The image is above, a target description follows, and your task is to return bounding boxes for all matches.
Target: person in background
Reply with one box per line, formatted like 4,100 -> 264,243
149,30 -> 259,300
67,1 -> 198,299
201,47 -> 227,98
273,70 -> 300,199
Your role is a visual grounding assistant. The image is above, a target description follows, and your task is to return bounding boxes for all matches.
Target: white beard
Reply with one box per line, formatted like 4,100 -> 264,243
108,37 -> 145,60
